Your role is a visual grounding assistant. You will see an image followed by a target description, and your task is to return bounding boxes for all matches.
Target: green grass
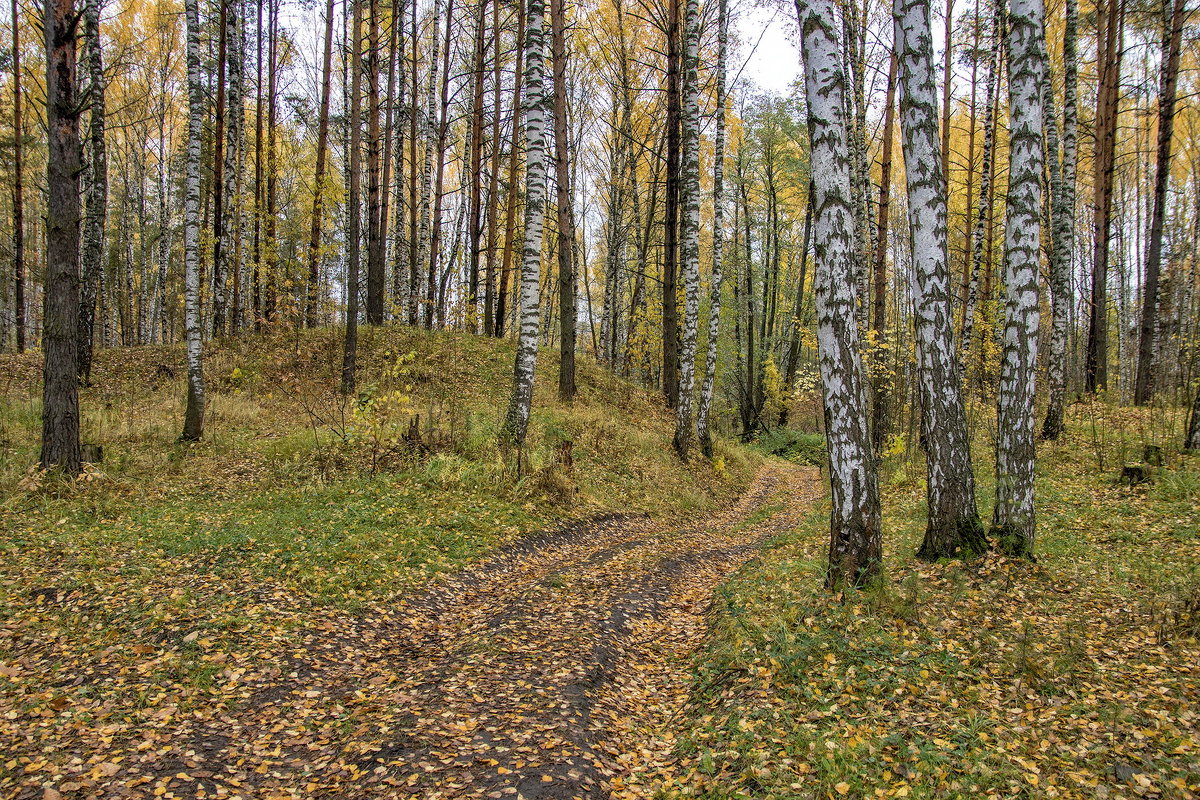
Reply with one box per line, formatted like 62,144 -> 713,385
663,406 -> 1200,800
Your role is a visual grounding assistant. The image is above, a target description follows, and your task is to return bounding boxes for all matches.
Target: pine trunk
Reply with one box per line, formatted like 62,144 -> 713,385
343,0 -> 364,393
306,0 -> 336,328
42,0 -> 83,472
1133,0 -> 1185,406
551,0 -> 576,401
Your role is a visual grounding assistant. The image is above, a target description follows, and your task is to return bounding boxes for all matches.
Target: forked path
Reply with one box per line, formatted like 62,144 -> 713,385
353,461 -> 821,799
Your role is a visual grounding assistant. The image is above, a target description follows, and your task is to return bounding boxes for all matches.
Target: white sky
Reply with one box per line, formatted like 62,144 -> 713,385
734,1 -> 802,95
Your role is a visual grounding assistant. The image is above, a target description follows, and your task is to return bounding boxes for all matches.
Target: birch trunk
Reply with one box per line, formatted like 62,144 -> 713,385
697,0 -> 727,459
895,0 -> 986,558
992,0 -> 1044,557
211,0 -> 229,335
501,0 -> 548,448
794,0 -> 882,587
1041,0 -> 1077,440
182,0 -> 206,441
79,0 -> 106,385
672,0 -> 701,457
225,0 -> 245,332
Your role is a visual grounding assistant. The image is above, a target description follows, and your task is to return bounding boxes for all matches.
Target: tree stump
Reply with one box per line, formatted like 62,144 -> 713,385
1120,464 -> 1150,486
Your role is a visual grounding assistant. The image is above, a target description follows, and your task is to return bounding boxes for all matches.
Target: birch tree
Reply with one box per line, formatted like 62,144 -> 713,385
79,0 -> 107,385
181,0 -> 205,441
1042,0 -> 1077,441
305,0 -> 337,328
992,0 -> 1044,557
794,0 -> 882,587
42,0 -> 83,472
10,0 -> 25,353
672,0 -> 702,457
218,0 -> 245,335
696,0 -> 727,459
502,0 -> 548,448
895,0 -> 986,558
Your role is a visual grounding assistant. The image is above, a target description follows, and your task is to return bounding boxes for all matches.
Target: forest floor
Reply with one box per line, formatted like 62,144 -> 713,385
1,459 -> 817,800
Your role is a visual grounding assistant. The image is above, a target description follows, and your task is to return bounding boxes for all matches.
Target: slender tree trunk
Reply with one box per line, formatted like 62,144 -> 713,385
940,0 -> 953,190
225,0 -> 246,332
961,0 -> 1000,373
465,0 -> 488,332
79,0 -> 106,384
252,0 -> 264,329
211,0 -> 228,335
662,0 -> 682,408
1042,0 -> 1077,439
496,0 -> 526,337
550,0 -> 576,400
870,49 -> 897,454
343,0 -> 364,393
365,0 -> 385,324
672,0 -> 701,456
502,0 -> 548,448
794,0 -> 882,588
182,0 -> 206,441
483,0 -> 505,336
42,0 -> 83,472
1187,382 -> 1200,450
264,0 -> 279,324
1085,0 -> 1123,394
1134,0 -> 1185,406
10,0 -> 25,353
306,0 -> 337,328
895,0 -> 986,558
697,0 -> 727,458
992,0 -> 1044,556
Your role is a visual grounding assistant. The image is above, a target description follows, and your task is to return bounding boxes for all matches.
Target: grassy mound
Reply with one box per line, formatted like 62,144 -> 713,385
663,404 -> 1200,799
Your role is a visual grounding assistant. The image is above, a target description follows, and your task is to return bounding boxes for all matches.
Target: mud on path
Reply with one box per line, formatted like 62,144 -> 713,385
10,463 -> 820,800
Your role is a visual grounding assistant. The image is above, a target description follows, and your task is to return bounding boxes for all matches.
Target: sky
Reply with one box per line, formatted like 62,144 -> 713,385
734,1 -> 802,95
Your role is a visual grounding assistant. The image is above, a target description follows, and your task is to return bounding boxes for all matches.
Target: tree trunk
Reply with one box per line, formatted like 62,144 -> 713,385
1133,0 -> 1185,406
211,0 -> 228,336
42,0 -> 83,472
364,0 -> 384,324
496,0 -> 526,338
306,0 -> 337,328
182,0 -> 206,441
1042,0 -> 1077,440
502,0 -> 548,448
79,0 -> 106,385
793,0 -> 882,588
672,0 -> 701,457
992,0 -> 1044,557
343,0 -> 364,393
661,0 -> 681,408
870,49 -> 897,454
10,0 -> 25,353
226,0 -> 246,332
697,0 -> 727,459
895,0 -> 986,558
264,0 -> 279,324
1085,0 -> 1123,394
551,0 -> 576,401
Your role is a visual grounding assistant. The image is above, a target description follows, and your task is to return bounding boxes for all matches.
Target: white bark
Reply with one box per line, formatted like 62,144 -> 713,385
894,0 -> 985,557
794,0 -> 882,587
993,0 -> 1044,555
502,0 -> 549,447
697,0 -> 727,459
182,0 -> 205,440
672,0 -> 701,457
